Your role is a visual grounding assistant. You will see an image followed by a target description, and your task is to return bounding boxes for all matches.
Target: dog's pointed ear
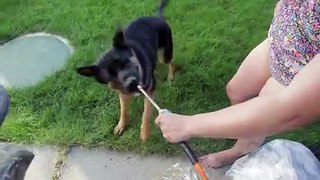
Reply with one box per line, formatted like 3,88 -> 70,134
113,27 -> 126,47
76,65 -> 98,77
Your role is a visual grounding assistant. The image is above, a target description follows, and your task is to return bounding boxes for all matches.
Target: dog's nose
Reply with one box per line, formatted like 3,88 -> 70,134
128,80 -> 139,93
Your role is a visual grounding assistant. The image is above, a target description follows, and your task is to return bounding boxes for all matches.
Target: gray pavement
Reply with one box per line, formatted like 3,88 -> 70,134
0,143 -> 229,180
24,145 -> 58,180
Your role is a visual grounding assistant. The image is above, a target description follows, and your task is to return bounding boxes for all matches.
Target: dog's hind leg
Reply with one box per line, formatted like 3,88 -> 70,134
140,90 -> 155,142
163,39 -> 175,81
114,93 -> 131,135
157,48 -> 165,64
167,62 -> 175,81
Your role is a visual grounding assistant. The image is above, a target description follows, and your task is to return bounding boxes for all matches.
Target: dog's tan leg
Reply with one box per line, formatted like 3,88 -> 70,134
167,62 -> 175,81
140,91 -> 155,142
158,47 -> 175,81
157,48 -> 165,64
114,93 -> 131,135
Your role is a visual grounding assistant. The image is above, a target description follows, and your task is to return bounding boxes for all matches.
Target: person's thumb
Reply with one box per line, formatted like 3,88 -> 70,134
155,115 -> 162,127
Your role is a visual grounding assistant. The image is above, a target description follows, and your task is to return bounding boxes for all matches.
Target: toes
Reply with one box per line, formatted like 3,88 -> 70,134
199,150 -> 243,168
199,153 -> 220,168
199,154 -> 208,161
202,160 -> 213,168
200,155 -> 211,167
200,158 -> 208,166
205,160 -> 216,168
203,161 -> 211,168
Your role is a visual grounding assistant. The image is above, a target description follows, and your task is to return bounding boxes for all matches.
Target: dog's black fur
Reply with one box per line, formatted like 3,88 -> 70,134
76,0 -> 173,95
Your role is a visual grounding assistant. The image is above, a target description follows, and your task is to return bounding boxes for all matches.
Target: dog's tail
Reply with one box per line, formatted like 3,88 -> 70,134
157,0 -> 170,19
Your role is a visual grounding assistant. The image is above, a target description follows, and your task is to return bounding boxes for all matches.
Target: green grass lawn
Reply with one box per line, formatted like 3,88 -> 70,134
1,0 -> 320,156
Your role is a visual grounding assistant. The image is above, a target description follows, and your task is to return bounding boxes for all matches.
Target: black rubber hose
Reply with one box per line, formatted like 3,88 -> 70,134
180,141 -> 198,164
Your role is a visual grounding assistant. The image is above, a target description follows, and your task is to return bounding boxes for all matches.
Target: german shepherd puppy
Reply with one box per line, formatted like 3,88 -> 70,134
76,0 -> 174,142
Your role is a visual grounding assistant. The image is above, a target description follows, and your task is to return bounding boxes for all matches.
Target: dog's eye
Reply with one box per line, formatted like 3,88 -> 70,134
119,62 -> 128,69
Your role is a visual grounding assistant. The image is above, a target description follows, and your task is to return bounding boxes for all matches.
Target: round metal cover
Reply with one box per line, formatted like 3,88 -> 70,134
0,33 -> 73,88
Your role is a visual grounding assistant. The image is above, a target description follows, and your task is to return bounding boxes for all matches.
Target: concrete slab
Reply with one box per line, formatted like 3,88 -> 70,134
23,145 -> 59,180
61,147 -> 229,180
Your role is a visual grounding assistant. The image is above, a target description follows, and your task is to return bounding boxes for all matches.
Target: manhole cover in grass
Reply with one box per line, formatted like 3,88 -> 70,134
0,32 -> 74,88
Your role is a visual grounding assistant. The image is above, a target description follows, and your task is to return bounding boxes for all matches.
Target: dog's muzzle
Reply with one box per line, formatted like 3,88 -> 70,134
125,77 -> 139,93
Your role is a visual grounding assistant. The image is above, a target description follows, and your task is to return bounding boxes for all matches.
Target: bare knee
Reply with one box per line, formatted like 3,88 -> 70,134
226,81 -> 250,104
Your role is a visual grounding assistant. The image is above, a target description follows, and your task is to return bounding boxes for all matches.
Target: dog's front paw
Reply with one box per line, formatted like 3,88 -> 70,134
167,73 -> 175,81
114,123 -> 127,135
140,133 -> 150,142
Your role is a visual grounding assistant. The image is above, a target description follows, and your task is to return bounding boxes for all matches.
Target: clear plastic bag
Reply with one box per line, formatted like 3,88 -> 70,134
156,139 -> 320,180
154,163 -> 200,180
225,139 -> 320,180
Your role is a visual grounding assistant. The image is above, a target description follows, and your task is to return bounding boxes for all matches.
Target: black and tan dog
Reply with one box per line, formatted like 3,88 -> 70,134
76,0 -> 174,142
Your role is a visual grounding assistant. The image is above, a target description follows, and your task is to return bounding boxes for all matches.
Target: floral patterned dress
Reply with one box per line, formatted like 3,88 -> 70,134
268,0 -> 320,86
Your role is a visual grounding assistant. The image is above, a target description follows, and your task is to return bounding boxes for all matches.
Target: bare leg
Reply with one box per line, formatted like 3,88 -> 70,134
200,38 -> 275,168
201,78 -> 285,168
200,2 -> 285,167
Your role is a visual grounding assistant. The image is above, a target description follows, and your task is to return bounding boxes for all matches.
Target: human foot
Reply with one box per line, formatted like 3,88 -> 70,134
199,149 -> 242,168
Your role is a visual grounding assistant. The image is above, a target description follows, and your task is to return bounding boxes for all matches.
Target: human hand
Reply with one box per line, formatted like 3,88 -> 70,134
155,112 -> 192,143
